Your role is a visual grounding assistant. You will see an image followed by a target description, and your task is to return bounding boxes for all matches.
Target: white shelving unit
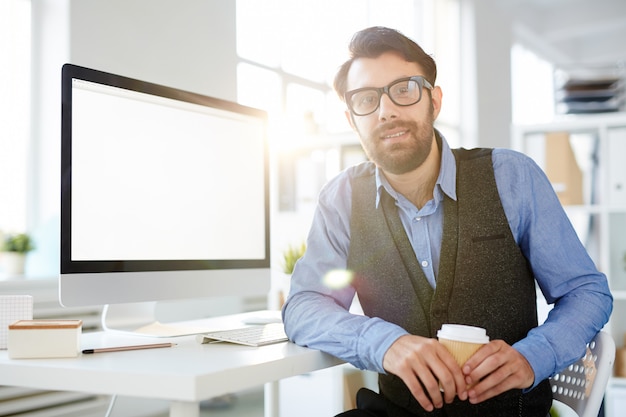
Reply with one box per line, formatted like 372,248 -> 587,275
512,112 -> 626,416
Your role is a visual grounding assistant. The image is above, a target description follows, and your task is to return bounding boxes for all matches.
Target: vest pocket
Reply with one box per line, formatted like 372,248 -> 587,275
471,233 -> 505,243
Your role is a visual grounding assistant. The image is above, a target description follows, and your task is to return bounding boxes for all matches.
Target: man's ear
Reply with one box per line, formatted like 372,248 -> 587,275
431,86 -> 443,120
344,109 -> 356,131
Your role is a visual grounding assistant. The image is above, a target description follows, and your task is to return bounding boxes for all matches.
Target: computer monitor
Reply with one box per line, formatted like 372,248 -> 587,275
60,64 -> 270,335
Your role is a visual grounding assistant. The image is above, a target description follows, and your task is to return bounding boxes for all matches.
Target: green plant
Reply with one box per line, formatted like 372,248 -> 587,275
281,242 -> 306,274
1,233 -> 35,253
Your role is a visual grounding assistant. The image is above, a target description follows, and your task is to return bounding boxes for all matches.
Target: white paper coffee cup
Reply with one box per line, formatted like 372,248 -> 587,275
437,324 -> 489,366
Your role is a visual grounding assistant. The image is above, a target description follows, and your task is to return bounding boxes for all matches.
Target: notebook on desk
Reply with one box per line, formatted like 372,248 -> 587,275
196,323 -> 288,347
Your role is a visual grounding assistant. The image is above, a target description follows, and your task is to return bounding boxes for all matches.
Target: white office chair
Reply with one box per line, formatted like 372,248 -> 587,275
549,331 -> 615,417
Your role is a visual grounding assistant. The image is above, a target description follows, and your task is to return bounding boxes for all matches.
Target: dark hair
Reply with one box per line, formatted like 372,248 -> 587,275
333,26 -> 437,101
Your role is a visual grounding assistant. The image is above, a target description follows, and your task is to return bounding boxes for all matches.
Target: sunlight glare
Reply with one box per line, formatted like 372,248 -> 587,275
323,269 -> 354,289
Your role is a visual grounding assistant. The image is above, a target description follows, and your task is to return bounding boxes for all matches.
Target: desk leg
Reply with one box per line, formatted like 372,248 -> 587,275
170,401 -> 200,417
264,381 -> 279,417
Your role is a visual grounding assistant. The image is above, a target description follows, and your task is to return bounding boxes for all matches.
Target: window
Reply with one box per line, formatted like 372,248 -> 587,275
235,0 -> 462,148
235,0 -> 463,217
0,0 -> 31,234
235,0 -> 425,137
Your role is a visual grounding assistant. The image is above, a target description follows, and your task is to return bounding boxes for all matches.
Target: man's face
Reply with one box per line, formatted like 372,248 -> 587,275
345,52 -> 442,175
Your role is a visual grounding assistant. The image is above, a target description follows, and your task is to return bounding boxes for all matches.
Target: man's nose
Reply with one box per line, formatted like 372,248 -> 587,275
377,92 -> 399,121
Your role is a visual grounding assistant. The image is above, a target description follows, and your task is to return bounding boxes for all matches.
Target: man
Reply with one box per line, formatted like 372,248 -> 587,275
282,26 -> 612,417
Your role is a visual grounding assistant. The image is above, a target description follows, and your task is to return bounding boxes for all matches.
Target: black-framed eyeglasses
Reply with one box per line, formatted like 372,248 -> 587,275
344,76 -> 433,116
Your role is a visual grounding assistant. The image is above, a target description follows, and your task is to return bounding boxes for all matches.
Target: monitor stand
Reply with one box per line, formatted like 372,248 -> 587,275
101,302 -> 212,337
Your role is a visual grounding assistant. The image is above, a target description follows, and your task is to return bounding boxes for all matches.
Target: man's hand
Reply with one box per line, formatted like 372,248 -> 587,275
462,340 -> 535,404
382,335 -> 468,412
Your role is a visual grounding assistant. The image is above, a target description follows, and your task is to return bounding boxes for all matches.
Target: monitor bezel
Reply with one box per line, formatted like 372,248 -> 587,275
60,63 -> 270,292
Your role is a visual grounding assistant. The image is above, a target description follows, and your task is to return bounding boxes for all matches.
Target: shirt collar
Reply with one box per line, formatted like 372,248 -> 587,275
375,129 -> 457,207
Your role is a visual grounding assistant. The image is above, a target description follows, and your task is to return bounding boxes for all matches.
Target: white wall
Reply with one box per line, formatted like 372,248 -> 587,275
464,0 -> 513,149
69,0 -> 238,101
29,0 -> 70,276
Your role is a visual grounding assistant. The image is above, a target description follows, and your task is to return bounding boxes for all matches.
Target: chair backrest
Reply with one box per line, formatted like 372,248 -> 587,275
549,331 -> 615,417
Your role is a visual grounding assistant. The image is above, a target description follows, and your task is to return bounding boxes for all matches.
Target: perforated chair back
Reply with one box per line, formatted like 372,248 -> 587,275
549,331 -> 615,417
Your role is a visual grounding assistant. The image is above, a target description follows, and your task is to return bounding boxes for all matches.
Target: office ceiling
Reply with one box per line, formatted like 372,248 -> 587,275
493,0 -> 626,75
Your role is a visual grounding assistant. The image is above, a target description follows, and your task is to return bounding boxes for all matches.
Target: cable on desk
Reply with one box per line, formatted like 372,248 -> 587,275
105,394 -> 117,417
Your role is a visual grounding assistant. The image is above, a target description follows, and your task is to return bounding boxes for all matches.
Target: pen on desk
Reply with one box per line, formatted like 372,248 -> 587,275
82,342 -> 177,354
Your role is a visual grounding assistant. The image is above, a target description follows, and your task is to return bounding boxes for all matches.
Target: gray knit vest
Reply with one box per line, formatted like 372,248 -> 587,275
347,147 -> 552,416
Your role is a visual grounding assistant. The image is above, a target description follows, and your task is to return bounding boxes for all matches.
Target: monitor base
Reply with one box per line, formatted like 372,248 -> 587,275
101,302 -> 212,337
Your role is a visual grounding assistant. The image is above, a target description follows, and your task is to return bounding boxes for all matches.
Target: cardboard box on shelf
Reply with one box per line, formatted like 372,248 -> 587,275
616,347 -> 626,377
544,132 -> 584,205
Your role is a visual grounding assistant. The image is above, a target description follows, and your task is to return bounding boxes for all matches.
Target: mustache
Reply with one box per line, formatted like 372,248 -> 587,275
372,120 -> 416,137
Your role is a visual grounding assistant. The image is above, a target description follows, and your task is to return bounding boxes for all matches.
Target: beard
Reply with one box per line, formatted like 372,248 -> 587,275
357,112 -> 435,176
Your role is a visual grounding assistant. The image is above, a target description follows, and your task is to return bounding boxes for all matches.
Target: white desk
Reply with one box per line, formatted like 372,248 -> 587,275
0,312 -> 343,417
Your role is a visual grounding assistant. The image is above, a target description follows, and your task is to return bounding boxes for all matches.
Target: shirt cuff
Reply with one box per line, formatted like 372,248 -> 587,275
513,334 -> 557,391
357,318 -> 409,373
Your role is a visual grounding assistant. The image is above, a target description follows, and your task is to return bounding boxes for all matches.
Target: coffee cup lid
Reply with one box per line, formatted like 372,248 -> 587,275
437,324 -> 489,344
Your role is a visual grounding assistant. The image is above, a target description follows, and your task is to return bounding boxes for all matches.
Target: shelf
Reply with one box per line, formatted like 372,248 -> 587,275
513,112 -> 626,133
562,205 -> 604,214
562,205 -> 626,214
610,377 -> 626,387
514,115 -> 626,417
611,291 -> 626,300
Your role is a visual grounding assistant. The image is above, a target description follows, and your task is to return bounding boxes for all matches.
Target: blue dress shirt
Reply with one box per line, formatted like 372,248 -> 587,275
282,133 -> 613,389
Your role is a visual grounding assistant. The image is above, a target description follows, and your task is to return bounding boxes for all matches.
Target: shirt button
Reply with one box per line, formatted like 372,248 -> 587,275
421,260 -> 429,268
415,217 -> 422,221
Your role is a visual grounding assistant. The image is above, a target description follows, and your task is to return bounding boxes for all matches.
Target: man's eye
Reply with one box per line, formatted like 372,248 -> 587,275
393,82 -> 412,96
360,94 -> 377,105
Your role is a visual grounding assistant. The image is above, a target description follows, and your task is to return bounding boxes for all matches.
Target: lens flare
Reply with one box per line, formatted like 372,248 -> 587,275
323,269 -> 354,289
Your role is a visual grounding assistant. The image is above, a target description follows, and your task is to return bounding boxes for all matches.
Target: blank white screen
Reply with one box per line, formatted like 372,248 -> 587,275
71,80 -> 267,261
